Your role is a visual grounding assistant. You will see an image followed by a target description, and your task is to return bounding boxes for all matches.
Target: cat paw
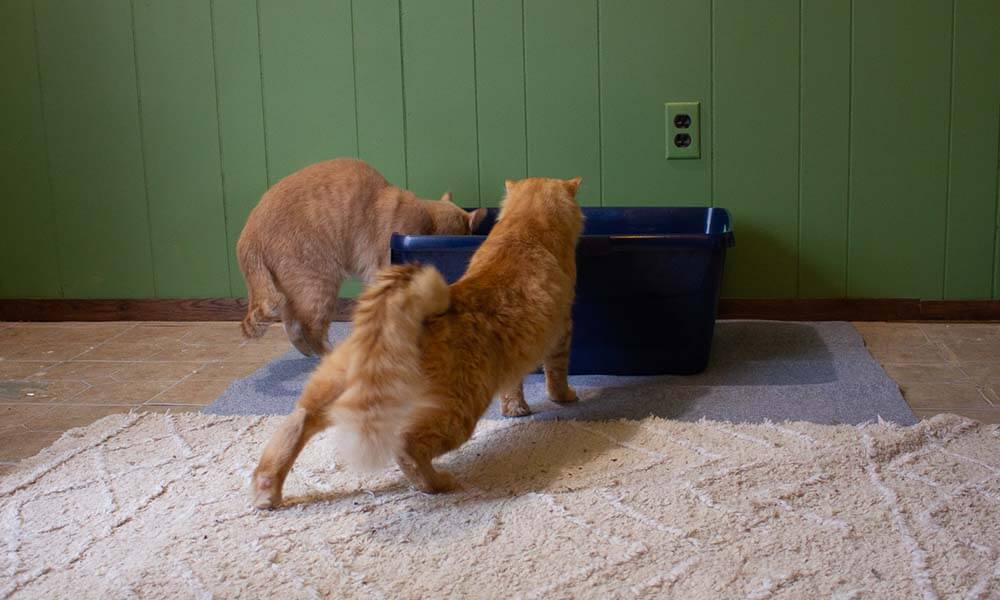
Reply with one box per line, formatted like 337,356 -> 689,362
250,473 -> 283,510
500,392 -> 532,417
501,402 -> 532,418
551,386 -> 579,404
410,474 -> 459,495
423,471 -> 459,494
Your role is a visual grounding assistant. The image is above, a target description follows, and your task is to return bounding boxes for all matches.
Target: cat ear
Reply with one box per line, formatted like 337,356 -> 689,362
504,179 -> 516,193
439,191 -> 453,204
563,177 -> 583,196
468,207 -> 487,233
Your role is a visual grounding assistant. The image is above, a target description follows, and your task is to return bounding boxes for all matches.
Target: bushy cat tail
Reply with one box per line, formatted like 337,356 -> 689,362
236,238 -> 282,339
329,263 -> 449,470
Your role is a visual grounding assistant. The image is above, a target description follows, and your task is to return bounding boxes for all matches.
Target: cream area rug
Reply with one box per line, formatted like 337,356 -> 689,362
1,412 -> 998,599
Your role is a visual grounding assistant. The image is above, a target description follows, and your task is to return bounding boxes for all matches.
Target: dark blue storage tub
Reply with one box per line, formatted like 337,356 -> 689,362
390,207 -> 734,375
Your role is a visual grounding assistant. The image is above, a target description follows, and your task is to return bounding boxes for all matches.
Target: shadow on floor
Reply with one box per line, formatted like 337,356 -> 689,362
210,321 -> 918,427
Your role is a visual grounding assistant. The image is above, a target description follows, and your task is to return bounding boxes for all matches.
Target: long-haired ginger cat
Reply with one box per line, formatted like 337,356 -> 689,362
250,176 -> 583,508
237,158 -> 485,356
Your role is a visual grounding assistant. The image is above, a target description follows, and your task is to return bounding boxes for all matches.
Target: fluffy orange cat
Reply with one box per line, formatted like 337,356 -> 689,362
238,158 -> 484,356
250,176 -> 584,508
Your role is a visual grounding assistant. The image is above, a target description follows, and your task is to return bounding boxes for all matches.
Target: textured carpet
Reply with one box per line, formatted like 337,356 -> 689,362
2,412 -> 998,598
204,321 -> 916,425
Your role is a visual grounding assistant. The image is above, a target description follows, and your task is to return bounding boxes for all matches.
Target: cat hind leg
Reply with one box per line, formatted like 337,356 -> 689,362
251,358 -> 346,508
395,409 -> 467,494
279,275 -> 341,356
544,321 -> 577,404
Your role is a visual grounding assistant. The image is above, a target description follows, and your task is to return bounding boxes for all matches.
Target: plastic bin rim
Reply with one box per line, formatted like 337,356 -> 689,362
391,233 -> 735,249
392,206 -> 734,249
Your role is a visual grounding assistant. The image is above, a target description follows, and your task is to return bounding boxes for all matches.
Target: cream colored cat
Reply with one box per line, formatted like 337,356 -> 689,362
237,158 -> 485,355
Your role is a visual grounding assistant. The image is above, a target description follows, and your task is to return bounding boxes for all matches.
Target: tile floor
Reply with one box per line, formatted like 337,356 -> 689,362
0,321 -> 291,477
852,322 -> 999,424
1,320 -> 998,476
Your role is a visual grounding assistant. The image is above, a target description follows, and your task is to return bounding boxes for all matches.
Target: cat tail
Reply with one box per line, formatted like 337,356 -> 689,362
237,238 -> 283,339
328,263 -> 449,471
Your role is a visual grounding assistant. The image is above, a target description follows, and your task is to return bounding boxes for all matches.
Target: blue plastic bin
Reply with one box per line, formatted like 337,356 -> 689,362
390,207 -> 734,375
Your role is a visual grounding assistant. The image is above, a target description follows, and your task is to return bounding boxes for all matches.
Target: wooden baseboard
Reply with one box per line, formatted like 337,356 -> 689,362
717,298 -> 1000,321
1,297 -> 997,322
0,298 -> 357,322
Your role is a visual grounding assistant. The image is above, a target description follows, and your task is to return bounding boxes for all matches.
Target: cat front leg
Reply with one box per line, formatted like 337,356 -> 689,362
499,380 -> 531,417
396,455 -> 458,494
396,425 -> 462,494
544,322 -> 577,404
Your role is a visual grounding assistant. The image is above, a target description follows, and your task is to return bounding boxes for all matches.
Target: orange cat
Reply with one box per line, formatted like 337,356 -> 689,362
237,158 -> 485,356
250,176 -> 584,508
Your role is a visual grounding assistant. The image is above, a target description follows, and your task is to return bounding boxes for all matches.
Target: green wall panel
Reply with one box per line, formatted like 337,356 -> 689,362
848,0 -> 953,298
714,0 -> 800,298
474,0 -> 527,207
258,0 -> 357,184
944,0 -> 1000,299
524,0 -> 601,205
400,0 -> 480,206
35,0 -> 154,298
600,0 -> 711,207
211,0 -> 269,297
995,148 -> 1000,299
4,2 -> 999,301
353,0 -> 407,187
133,0 -> 229,298
0,0 -> 61,298
798,0 -> 850,298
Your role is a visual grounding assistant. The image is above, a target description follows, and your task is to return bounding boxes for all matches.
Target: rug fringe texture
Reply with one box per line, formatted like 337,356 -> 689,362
1,412 -> 998,599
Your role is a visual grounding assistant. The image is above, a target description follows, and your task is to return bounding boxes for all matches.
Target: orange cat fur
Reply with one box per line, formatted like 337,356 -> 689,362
237,158 -> 486,356
250,176 -> 584,508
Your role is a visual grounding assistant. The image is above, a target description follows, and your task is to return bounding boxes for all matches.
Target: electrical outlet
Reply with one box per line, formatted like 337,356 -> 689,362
665,101 -> 700,159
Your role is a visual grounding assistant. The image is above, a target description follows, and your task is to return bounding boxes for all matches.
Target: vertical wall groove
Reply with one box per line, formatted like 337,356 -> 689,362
520,0 -> 528,177
714,0 -> 800,297
470,0 -> 482,206
799,0 -> 850,298
943,0 -> 1000,299
709,0 -> 715,208
595,0 -> 603,206
128,0 -> 157,296
254,0 -> 270,186
399,0 -> 477,203
397,0 -> 408,188
349,0 -> 360,157
32,0 -> 156,296
31,0 -> 64,297
942,0 -> 958,296
522,0 -> 600,205
134,0 -> 231,297
795,0 -> 803,297
208,0 -> 233,296
213,0 -> 269,296
472,0 -> 526,204
845,0 -> 854,296
994,109 -> 1000,297
850,0 -> 953,298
